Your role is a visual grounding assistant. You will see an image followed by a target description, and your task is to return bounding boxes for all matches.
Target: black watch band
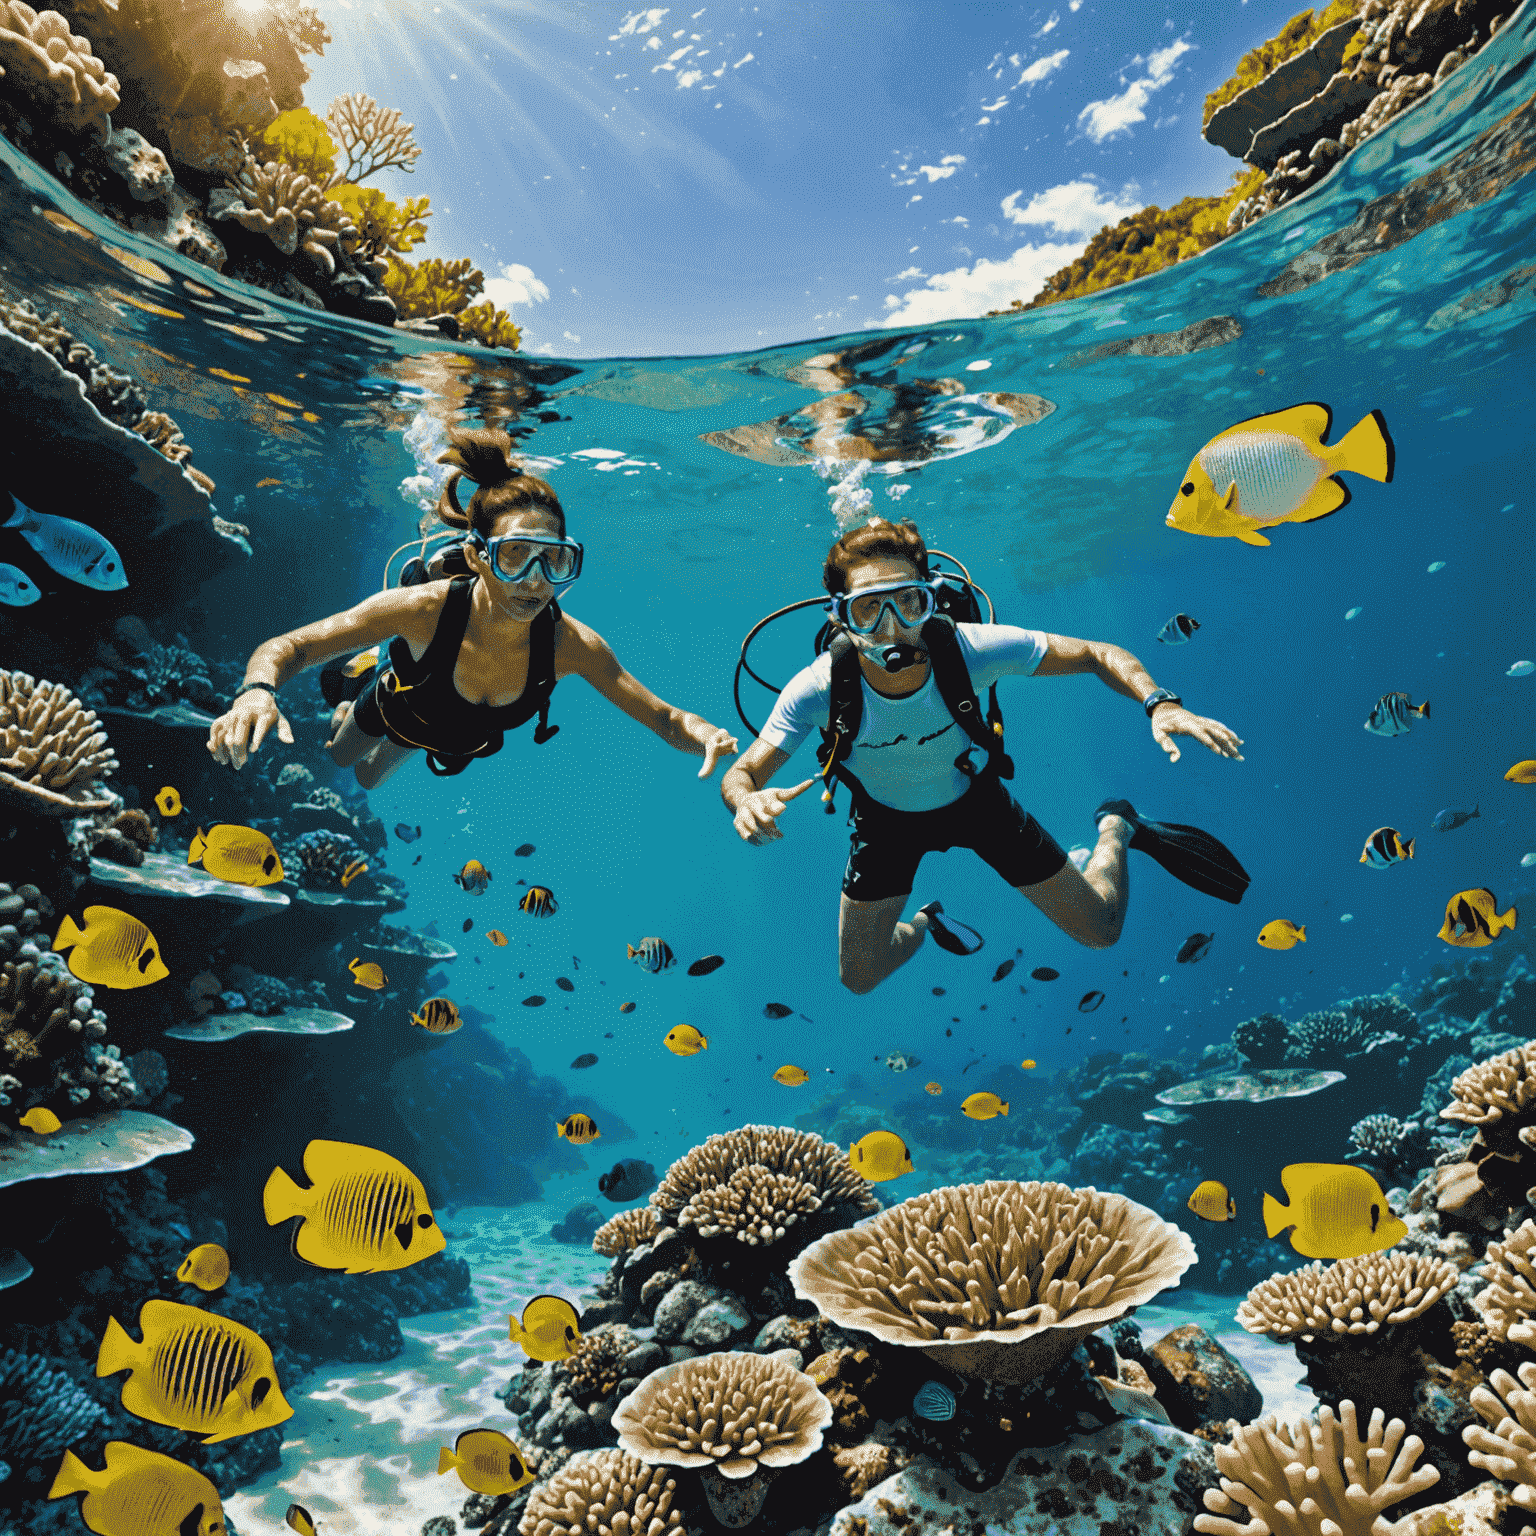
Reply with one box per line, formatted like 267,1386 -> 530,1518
1142,687 -> 1182,718
234,681 -> 278,700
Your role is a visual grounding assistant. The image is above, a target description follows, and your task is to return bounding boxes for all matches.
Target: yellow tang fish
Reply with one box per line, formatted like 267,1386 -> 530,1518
437,1428 -> 534,1497
1257,919 -> 1306,949
924,1081 -> 943,1095
262,1139 -> 445,1274
154,785 -> 181,817
1263,1162 -> 1406,1260
339,858 -> 368,889
348,958 -> 389,990
508,1294 -> 581,1361
664,1024 -> 708,1057
850,1130 -> 913,1183
519,885 -> 558,917
1360,826 -> 1414,869
556,1113 -> 600,1144
773,1064 -> 809,1086
962,1091 -> 1008,1121
52,907 -> 168,990
411,997 -> 463,1034
1167,403 -> 1394,547
94,1298 -> 292,1442
287,1504 -> 318,1535
176,1243 -> 230,1291
1506,761 -> 1536,785
1439,887 -> 1518,948
188,825 -> 284,886
48,1441 -> 226,1536
18,1107 -> 61,1134
1186,1180 -> 1236,1223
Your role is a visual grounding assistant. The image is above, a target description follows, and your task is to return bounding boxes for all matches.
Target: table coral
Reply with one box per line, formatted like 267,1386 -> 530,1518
1196,1400 -> 1441,1536
0,0 -> 118,142
0,670 -> 117,817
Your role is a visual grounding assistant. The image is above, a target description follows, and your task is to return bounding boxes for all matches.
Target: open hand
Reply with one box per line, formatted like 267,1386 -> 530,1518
1151,705 -> 1243,765
207,692 -> 294,770
734,778 -> 817,844
697,728 -> 740,779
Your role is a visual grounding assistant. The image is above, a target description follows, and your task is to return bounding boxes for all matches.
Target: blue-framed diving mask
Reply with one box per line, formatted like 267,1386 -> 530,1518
825,577 -> 944,635
470,531 -> 585,590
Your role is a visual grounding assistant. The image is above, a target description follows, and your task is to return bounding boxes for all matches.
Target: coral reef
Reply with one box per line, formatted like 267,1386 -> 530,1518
1477,1221 -> 1536,1348
1237,1253 -> 1458,1342
215,153 -> 357,275
291,827 -> 368,890
0,1347 -> 109,1472
1350,1114 -> 1442,1188
0,0 -> 118,143
1437,1044 -> 1536,1220
787,1180 -> 1196,1383
593,1206 -> 659,1257
516,1448 -> 687,1536
1232,1011 -> 1296,1067
1464,1362 -> 1536,1511
0,671 -> 116,816
563,1327 -> 638,1406
1194,1400 -> 1441,1536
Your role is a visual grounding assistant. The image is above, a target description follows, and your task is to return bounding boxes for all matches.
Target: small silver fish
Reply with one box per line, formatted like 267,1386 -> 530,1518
913,1380 -> 956,1421
1156,612 -> 1199,645
1364,691 -> 1429,737
1432,805 -> 1479,833
0,563 -> 40,606
3,503 -> 127,591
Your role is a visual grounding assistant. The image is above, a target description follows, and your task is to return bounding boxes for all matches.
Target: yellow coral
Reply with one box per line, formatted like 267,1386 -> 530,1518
0,0 -> 119,142
329,183 -> 430,258
1202,0 -> 1363,127
382,255 -> 484,318
248,106 -> 337,184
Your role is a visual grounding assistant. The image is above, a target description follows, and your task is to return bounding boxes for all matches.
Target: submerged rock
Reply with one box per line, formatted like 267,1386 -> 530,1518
1142,1324 -> 1263,1431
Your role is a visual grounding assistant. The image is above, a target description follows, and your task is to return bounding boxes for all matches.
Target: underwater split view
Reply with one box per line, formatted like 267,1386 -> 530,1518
1,0 -> 1535,1533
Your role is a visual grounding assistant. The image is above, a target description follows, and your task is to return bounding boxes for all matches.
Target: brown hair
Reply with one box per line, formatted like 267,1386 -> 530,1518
822,517 -> 929,596
435,426 -> 566,539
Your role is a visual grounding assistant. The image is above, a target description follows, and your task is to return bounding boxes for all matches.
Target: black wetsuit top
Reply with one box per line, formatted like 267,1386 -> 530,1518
354,576 -> 562,775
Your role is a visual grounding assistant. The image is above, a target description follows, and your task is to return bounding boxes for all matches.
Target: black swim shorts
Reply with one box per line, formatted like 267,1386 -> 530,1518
349,673 -> 388,739
842,771 -> 1069,903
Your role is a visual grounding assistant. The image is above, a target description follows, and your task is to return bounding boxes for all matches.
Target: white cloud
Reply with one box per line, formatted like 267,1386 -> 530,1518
887,265 -> 926,281
677,68 -> 703,86
915,154 -> 966,182
1077,37 -> 1192,143
876,241 -> 1081,327
942,215 -> 969,226
563,330 -> 581,342
733,51 -> 754,66
645,35 -> 660,49
1018,48 -> 1069,86
1035,10 -> 1059,36
482,262 -> 550,312
980,95 -> 1009,112
1000,179 -> 1140,236
614,7 -> 668,37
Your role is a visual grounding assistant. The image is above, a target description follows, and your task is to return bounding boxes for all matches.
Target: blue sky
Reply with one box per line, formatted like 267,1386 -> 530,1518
296,0 -> 1316,358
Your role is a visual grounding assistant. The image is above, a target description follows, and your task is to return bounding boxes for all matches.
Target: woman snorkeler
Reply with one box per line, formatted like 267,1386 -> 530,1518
207,427 -> 739,788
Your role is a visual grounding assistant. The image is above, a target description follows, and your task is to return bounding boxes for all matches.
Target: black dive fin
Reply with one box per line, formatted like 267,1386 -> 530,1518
917,900 -> 986,955
1095,800 -> 1251,906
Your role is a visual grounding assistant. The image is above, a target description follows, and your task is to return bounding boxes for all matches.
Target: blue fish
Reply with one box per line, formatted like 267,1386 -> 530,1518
0,563 -> 40,606
1156,612 -> 1199,645
1363,691 -> 1428,738
3,503 -> 127,591
1432,805 -> 1479,833
912,1381 -> 956,1422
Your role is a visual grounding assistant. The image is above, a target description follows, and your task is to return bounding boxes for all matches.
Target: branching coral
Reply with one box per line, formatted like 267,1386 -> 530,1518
328,182 -> 429,259
1437,1045 -> 1536,1217
0,670 -> 117,816
1464,1361 -> 1536,1512
0,0 -> 119,142
561,1326 -> 636,1404
0,951 -> 110,1119
123,641 -> 215,711
1194,1400 -> 1440,1536
382,254 -> 484,317
325,90 -> 421,183
0,1348 -> 110,1466
457,299 -> 522,350
1287,1006 -> 1380,1064
1478,1221 -> 1536,1348
1350,1115 -> 1439,1186
1237,1253 -> 1458,1343
787,1179 -> 1196,1384
650,1124 -> 880,1248
594,1206 -> 659,1256
517,1448 -> 685,1536
292,828 -> 366,890
221,154 -> 358,276
1234,1011 -> 1296,1067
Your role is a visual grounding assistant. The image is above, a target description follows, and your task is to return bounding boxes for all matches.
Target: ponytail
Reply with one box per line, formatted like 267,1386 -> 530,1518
433,426 -> 566,537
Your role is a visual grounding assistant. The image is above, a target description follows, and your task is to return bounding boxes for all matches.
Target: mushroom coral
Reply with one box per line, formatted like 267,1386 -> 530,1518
0,671 -> 117,816
1195,1400 -> 1441,1536
593,1206 -> 659,1257
0,0 -> 118,142
518,1448 -> 686,1536
786,1179 -> 1196,1384
1478,1220 -> 1536,1348
649,1124 -> 879,1249
1238,1254 -> 1459,1343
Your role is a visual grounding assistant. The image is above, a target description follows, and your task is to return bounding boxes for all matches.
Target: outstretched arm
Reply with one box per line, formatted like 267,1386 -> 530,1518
1032,632 -> 1244,765
560,615 -> 738,778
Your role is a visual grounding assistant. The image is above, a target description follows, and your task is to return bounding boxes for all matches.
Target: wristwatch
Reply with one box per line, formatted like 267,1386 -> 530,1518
1142,687 -> 1182,718
233,680 -> 278,700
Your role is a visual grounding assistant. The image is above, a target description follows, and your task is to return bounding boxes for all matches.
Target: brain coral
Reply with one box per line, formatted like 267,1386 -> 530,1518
0,670 -> 117,816
0,1 -> 118,141
649,1124 -> 879,1247
518,1448 -> 686,1536
1195,1400 -> 1440,1536
593,1206 -> 659,1256
1237,1252 -> 1458,1343
787,1179 -> 1196,1384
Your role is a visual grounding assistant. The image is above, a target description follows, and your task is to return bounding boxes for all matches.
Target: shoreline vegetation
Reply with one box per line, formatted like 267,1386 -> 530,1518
989,0 -> 1512,315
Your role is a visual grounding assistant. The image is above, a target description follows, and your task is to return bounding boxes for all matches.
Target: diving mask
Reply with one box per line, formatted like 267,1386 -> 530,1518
826,578 -> 942,635
471,531 -> 584,589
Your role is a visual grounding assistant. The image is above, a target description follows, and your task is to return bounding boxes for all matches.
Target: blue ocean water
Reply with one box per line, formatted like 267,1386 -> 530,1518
2,13 -> 1536,1529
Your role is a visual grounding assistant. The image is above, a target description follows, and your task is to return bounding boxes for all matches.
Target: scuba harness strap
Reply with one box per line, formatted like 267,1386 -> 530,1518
815,616 -> 1013,814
